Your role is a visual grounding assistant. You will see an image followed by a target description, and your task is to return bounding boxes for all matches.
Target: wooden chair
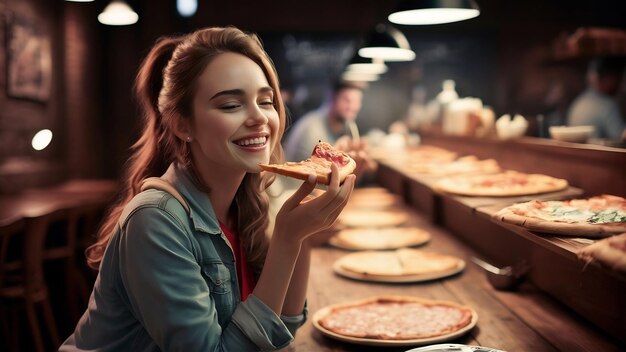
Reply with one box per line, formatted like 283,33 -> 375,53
0,211 -> 63,352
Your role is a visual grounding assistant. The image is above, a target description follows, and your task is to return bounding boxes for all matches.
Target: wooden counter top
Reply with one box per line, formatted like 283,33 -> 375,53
420,134 -> 626,197
282,204 -> 623,351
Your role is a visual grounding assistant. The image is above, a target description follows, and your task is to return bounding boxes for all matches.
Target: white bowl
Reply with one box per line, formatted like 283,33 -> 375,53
549,125 -> 595,143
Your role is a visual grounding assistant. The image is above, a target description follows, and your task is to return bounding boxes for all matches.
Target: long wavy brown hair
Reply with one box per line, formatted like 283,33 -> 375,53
86,27 -> 285,277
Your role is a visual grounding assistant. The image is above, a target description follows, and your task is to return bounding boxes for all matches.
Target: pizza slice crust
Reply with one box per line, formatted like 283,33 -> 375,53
494,207 -> 626,237
436,172 -> 569,197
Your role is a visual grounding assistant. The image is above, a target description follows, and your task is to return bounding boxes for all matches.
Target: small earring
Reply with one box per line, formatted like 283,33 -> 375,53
185,136 -> 192,143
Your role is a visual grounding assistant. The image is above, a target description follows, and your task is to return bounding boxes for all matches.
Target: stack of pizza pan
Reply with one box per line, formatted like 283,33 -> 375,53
314,187 -> 476,347
330,194 -> 466,283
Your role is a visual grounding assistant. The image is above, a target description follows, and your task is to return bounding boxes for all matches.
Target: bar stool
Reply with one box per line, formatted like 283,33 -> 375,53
0,211 -> 63,352
42,202 -> 95,325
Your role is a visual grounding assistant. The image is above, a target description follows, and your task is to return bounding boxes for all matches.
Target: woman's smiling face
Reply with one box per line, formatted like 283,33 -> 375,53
188,51 -> 279,174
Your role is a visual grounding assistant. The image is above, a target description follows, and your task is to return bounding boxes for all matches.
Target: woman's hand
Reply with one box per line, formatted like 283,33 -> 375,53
273,163 -> 355,245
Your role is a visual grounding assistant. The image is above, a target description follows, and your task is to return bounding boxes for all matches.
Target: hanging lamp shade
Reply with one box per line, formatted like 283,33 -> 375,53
342,71 -> 380,82
388,0 -> 480,25
358,24 -> 416,62
346,55 -> 388,75
98,0 -> 138,26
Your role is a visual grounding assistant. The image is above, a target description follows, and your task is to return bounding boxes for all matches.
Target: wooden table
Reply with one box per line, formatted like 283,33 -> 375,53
0,179 -> 118,225
282,204 -> 623,352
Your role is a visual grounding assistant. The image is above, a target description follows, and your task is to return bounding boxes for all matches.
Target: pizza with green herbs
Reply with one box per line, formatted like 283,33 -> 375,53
493,195 -> 626,237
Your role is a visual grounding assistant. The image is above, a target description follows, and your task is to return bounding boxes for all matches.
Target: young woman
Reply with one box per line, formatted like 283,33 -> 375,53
60,27 -> 355,351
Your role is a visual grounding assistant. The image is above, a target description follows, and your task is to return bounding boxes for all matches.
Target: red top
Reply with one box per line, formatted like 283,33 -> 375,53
219,222 -> 256,300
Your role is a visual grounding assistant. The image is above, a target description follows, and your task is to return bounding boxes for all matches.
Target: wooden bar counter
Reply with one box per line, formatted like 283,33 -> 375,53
366,135 -> 626,350
283,204 -> 623,351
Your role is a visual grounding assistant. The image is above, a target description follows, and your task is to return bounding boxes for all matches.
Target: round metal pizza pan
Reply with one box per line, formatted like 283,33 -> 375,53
332,257 -> 466,283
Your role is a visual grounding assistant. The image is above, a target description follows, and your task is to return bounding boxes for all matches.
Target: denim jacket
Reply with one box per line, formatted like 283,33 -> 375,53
60,163 -> 306,351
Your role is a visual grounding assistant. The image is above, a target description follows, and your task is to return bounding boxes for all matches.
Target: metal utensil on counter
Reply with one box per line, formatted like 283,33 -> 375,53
405,343 -> 506,352
471,257 -> 528,291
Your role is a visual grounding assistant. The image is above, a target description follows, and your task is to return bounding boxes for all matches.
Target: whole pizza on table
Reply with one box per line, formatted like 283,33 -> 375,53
494,195 -> 626,237
338,209 -> 409,228
329,227 -> 431,250
333,248 -> 465,283
371,145 -> 458,164
405,155 -> 501,176
313,295 -> 477,346
259,141 -> 356,184
346,187 -> 400,209
435,170 -> 569,197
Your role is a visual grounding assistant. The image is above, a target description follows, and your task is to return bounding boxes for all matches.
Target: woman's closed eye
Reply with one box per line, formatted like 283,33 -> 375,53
258,99 -> 275,108
220,102 -> 242,111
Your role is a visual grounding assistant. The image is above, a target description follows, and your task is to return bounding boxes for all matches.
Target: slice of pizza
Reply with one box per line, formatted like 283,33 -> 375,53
259,141 -> 356,184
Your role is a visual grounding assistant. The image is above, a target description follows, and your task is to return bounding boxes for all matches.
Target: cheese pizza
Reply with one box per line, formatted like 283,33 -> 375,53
334,248 -> 464,279
436,171 -> 568,197
314,296 -> 475,341
405,156 -> 501,176
259,141 -> 356,184
338,209 -> 409,228
494,195 -> 626,237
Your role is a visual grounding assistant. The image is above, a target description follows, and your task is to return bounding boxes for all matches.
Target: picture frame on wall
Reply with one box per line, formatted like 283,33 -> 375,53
5,14 -> 51,102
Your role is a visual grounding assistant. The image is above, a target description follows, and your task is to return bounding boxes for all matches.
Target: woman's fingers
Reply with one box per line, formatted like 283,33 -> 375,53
282,174 -> 316,211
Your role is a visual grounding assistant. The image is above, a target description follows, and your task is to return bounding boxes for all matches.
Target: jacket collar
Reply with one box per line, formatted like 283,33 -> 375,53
161,163 -> 222,235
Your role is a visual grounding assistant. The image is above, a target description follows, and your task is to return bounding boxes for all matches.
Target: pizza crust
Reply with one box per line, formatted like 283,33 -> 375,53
577,233 -> 626,272
315,295 -> 475,341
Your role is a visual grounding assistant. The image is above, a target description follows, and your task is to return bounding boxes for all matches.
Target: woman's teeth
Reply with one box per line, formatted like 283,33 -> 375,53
236,136 -> 267,146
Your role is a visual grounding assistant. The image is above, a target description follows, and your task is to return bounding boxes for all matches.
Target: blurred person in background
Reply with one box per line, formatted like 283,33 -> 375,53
567,56 -> 626,140
60,26 -> 354,351
283,80 -> 376,185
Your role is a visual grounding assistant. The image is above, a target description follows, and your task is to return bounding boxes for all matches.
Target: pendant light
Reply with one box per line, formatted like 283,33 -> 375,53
98,0 -> 139,26
346,55 -> 388,75
342,71 -> 380,82
358,24 -> 416,62
388,0 -> 480,25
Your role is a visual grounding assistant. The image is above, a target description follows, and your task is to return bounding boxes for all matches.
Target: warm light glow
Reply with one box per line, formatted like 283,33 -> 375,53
341,71 -> 380,82
32,129 -> 53,151
358,47 -> 416,61
98,0 -> 138,26
389,8 -> 479,25
177,0 -> 197,17
347,59 -> 388,75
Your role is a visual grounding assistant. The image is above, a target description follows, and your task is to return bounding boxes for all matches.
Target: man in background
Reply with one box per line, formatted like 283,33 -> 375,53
567,57 -> 626,140
283,80 -> 376,184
